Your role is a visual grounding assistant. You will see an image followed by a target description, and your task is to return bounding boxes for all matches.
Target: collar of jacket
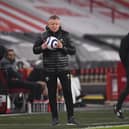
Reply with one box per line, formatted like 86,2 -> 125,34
45,26 -> 62,37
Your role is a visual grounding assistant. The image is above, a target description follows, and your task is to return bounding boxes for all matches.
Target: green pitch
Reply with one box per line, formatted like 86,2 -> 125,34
0,109 -> 129,129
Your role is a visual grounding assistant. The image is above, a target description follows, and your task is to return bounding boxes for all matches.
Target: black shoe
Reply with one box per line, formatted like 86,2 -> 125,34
114,105 -> 124,119
67,116 -> 79,126
51,118 -> 59,126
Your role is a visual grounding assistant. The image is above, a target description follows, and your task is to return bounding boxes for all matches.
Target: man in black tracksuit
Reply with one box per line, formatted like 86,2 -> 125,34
33,15 -> 78,126
114,33 -> 129,118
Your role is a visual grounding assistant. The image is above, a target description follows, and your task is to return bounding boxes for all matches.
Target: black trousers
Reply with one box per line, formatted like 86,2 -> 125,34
117,65 -> 129,110
44,71 -> 74,119
8,79 -> 42,101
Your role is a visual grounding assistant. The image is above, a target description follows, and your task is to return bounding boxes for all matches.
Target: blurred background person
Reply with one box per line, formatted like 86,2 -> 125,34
27,67 -> 48,100
0,49 -> 43,103
114,33 -> 129,119
0,45 -> 7,61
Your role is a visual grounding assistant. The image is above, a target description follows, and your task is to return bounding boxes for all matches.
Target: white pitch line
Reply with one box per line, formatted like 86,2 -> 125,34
80,124 -> 129,129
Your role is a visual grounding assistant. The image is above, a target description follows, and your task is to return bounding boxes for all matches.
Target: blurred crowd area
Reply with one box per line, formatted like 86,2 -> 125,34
0,0 -> 129,113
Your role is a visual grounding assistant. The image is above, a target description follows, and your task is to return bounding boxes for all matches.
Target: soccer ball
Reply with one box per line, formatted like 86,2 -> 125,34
46,36 -> 58,49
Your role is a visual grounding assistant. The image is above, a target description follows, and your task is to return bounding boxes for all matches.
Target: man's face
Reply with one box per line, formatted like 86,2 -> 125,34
48,19 -> 61,32
7,51 -> 16,62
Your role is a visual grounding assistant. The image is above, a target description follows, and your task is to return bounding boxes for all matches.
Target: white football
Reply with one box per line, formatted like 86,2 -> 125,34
46,36 -> 58,49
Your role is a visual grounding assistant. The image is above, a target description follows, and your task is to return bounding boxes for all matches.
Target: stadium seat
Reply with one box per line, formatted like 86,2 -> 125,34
0,68 -> 31,113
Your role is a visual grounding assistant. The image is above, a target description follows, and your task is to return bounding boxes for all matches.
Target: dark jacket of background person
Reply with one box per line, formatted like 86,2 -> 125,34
27,68 -> 44,82
0,45 -> 6,61
33,27 -> 76,72
0,57 -> 23,80
119,33 -> 129,68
